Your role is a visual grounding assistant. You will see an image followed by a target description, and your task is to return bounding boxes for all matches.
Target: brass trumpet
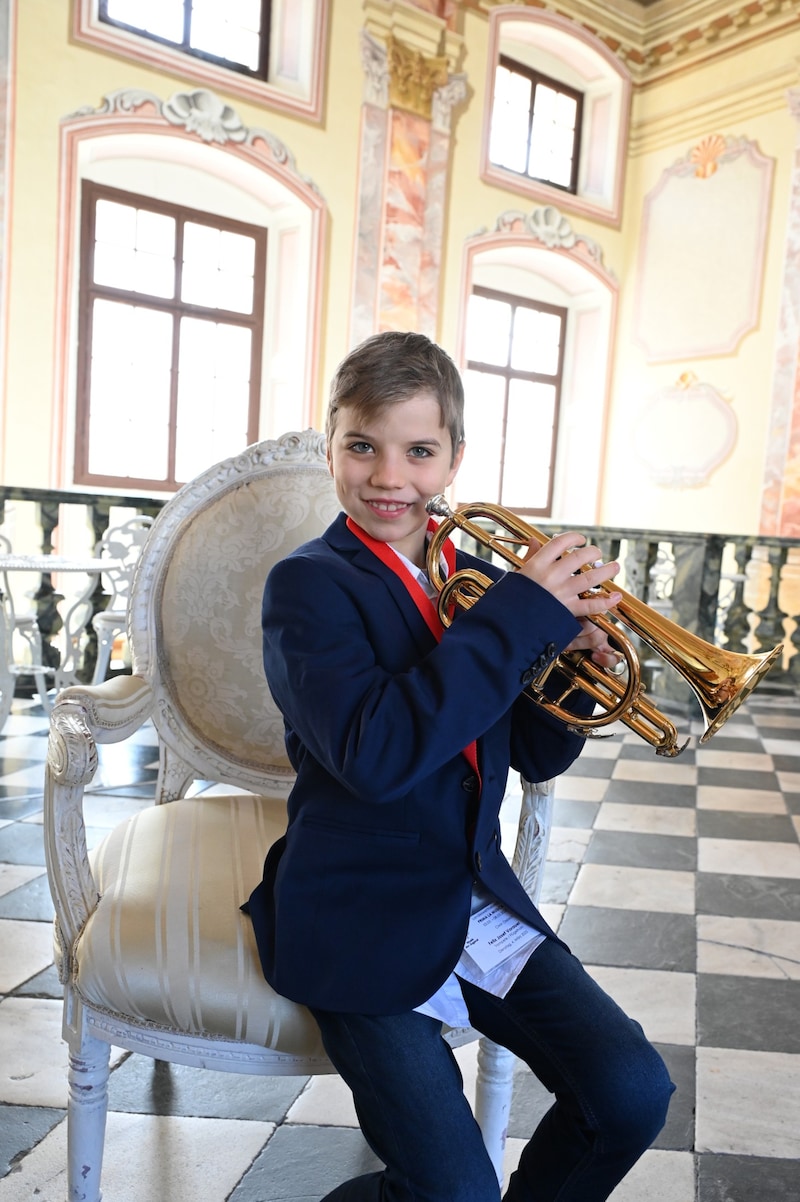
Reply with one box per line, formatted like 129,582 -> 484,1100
425,496 -> 782,757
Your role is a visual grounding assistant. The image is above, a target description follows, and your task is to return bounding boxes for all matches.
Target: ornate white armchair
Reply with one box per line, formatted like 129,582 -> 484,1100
43,430 -> 556,1202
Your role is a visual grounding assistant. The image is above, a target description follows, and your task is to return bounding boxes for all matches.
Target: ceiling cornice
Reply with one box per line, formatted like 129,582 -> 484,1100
465,0 -> 800,86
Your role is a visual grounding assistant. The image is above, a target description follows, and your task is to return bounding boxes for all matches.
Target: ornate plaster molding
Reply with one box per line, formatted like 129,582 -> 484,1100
67,87 -> 322,194
432,73 -> 469,135
360,30 -> 390,108
481,204 -> 610,271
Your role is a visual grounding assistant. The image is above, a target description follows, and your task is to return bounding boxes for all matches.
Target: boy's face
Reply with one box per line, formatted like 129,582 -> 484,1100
327,390 -> 464,568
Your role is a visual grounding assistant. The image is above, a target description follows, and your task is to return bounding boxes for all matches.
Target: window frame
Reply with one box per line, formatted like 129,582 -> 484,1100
75,179 -> 267,493
73,0 -> 329,123
98,0 -> 272,82
493,55 -> 583,195
481,9 -> 631,227
462,285 -> 567,518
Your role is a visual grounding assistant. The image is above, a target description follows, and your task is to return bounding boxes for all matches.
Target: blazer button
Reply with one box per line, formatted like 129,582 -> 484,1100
474,851 -> 483,872
461,774 -> 478,793
521,667 -> 535,686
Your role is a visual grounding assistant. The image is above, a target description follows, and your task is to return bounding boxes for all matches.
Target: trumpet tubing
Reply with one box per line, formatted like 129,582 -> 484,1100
425,495 -> 782,757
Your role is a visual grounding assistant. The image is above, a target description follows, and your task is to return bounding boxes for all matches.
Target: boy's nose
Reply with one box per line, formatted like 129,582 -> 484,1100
370,455 -> 403,488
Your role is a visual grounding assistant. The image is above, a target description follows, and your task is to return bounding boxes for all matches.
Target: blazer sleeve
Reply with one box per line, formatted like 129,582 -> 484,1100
262,549 -> 584,803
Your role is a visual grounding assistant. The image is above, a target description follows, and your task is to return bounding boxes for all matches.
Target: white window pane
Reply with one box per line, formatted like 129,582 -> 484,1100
220,229 -> 256,275
455,370 -> 505,506
94,201 -> 175,297
95,199 -> 136,247
555,91 -> 578,131
106,0 -> 184,42
489,66 -> 531,174
190,0 -> 261,68
182,223 -> 255,313
88,300 -> 172,480
511,307 -> 563,375
174,318 -> 252,481
530,84 -> 577,185
136,208 -> 176,257
93,242 -> 136,290
501,381 -> 556,510
466,295 -> 511,367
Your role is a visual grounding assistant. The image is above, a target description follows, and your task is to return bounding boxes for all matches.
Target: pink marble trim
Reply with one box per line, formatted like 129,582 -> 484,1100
350,103 -> 389,349
760,92 -> 800,536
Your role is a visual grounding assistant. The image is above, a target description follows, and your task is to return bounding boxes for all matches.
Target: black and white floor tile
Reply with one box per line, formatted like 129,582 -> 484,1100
1,693 -> 799,1201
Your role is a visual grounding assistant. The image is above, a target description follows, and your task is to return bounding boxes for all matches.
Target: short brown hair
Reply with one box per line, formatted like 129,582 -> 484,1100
326,332 -> 465,461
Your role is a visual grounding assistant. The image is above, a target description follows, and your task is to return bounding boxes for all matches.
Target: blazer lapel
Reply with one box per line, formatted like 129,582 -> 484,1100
323,513 -> 439,652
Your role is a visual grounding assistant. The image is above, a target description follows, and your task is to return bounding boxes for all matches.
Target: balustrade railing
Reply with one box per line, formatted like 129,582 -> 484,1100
0,486 -> 166,688
1,487 -> 799,712
457,520 -> 800,717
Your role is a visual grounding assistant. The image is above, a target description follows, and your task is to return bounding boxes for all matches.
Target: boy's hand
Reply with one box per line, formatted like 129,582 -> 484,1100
562,617 -> 625,671
519,531 -> 622,619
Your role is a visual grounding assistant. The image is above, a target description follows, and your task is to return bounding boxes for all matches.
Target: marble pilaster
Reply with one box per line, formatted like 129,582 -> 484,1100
351,9 -> 465,346
759,89 -> 800,535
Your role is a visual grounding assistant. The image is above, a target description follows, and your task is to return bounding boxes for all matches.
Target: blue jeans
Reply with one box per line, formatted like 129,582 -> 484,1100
309,938 -> 674,1202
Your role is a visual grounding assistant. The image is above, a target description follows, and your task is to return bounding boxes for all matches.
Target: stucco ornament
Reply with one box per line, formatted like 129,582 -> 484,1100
633,372 -> 738,488
488,204 -> 606,267
163,89 -> 247,144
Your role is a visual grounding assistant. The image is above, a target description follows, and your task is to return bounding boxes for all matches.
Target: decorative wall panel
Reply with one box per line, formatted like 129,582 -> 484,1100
634,136 -> 773,362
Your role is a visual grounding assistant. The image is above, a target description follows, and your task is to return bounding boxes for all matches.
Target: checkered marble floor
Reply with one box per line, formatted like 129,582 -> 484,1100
1,693 -> 799,1202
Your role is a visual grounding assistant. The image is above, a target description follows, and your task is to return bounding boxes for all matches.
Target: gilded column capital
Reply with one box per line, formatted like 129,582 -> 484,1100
387,35 -> 449,121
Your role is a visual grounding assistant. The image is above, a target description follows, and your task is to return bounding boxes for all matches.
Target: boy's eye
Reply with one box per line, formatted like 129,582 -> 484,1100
408,446 -> 432,459
348,441 -> 373,454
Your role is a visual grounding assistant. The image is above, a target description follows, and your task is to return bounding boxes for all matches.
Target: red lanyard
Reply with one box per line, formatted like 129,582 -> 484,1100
346,516 -> 481,783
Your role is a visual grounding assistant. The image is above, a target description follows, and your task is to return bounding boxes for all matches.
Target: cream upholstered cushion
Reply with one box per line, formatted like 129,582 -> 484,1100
73,793 -> 324,1057
157,466 -> 338,775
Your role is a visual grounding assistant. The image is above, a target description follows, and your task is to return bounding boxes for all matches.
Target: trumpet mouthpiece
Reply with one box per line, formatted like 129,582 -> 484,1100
426,495 -> 452,517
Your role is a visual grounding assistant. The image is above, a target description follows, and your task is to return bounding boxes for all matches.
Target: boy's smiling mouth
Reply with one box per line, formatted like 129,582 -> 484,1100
366,500 -> 411,513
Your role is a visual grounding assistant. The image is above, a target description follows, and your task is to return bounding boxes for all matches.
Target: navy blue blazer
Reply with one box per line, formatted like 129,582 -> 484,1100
246,512 -> 592,1015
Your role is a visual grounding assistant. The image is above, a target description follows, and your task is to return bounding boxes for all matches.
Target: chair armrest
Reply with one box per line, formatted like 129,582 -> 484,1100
56,673 -> 154,743
510,777 -> 555,907
43,678 -> 155,965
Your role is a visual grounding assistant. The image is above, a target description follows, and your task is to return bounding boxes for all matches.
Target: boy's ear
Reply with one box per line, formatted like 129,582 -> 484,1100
326,440 -> 334,477
446,440 -> 465,486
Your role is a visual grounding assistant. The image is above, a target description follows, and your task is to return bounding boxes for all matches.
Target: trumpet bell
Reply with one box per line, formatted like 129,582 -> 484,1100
693,641 -> 783,743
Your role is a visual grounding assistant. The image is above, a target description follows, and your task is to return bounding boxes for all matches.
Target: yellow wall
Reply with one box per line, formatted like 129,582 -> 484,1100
3,0 -> 800,538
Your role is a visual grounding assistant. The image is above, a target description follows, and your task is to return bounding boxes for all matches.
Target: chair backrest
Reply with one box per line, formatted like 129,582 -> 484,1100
129,430 -> 338,796
94,515 -> 155,610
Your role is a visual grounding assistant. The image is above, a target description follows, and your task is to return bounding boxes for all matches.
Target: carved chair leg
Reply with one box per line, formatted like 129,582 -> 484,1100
67,1033 -> 110,1202
474,1036 -> 516,1185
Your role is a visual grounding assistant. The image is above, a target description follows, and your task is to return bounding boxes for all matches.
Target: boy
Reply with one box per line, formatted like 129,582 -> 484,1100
247,331 -> 673,1202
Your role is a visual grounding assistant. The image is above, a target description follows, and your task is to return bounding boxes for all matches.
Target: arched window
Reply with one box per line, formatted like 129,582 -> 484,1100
457,211 -> 617,523
481,10 -> 631,226
53,89 -> 326,492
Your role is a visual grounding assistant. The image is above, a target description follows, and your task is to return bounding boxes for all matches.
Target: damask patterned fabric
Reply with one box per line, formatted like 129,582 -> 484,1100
72,793 -> 325,1056
158,467 -> 339,774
